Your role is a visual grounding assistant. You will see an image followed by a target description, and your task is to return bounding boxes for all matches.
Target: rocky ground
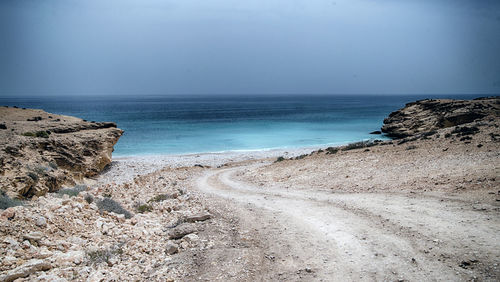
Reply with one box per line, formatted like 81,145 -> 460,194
1,97 -> 499,281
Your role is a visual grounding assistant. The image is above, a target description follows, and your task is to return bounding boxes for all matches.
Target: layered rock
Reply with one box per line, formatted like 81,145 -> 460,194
0,107 -> 123,198
381,97 -> 500,138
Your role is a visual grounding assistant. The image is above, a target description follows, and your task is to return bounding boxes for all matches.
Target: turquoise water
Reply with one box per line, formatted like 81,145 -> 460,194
0,94 -> 482,156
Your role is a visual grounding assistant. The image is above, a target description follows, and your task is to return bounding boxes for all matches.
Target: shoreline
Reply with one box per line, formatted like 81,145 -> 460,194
110,136 -> 387,159
99,143 -> 345,185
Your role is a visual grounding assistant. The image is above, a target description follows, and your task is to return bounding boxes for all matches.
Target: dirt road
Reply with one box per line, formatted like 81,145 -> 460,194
195,162 -> 500,281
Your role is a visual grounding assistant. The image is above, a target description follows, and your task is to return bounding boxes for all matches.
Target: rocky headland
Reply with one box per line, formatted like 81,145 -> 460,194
381,96 -> 499,138
0,107 -> 123,198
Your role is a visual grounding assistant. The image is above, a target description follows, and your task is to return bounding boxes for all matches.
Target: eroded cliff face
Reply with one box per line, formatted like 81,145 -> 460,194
0,107 -> 123,198
381,97 -> 500,138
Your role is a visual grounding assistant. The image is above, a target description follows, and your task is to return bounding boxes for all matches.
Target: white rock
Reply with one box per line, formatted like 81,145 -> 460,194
35,216 -> 47,228
1,256 -> 17,266
4,237 -> 20,250
0,259 -> 52,282
87,270 -> 105,282
23,231 -> 44,243
184,233 -> 200,244
34,273 -> 68,282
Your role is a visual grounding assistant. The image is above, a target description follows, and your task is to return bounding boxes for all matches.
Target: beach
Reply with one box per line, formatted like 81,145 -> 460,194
1,98 -> 499,281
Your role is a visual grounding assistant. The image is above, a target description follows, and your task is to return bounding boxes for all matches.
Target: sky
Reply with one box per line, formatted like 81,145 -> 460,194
0,0 -> 499,96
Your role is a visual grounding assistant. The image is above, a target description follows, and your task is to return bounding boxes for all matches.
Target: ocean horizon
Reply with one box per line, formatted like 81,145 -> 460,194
0,94 -> 485,156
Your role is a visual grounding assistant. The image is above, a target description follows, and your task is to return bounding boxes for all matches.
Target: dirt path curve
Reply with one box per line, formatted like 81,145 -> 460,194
195,162 -> 500,281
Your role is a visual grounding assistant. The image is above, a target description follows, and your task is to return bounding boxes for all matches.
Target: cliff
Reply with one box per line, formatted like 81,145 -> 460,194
0,107 -> 123,198
381,97 -> 500,138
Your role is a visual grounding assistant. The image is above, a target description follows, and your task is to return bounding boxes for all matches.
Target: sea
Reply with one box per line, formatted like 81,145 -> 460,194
0,94 -> 483,157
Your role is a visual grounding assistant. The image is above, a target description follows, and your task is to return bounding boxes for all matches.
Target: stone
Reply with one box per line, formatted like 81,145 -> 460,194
167,223 -> 198,240
185,212 -> 212,223
4,237 -> 20,250
35,216 -> 47,228
0,259 -> 52,282
23,231 -> 44,244
165,242 -> 179,255
1,207 -> 16,220
54,250 -> 85,266
130,217 -> 138,225
184,233 -> 199,244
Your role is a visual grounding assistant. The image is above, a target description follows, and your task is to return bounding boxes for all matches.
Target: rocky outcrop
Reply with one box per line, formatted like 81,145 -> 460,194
381,97 -> 500,138
0,107 -> 123,198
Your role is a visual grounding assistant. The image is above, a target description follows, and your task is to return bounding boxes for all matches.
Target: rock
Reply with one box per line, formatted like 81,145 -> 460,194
184,233 -> 200,245
23,231 -> 44,244
369,130 -> 382,134
0,259 -> 52,282
165,242 -> 179,255
35,216 -> 47,227
130,217 -> 138,225
1,256 -> 17,266
0,124 -> 6,129
3,237 -> 20,250
0,107 -> 123,198
1,207 -> 16,220
87,270 -> 105,282
381,97 -> 499,138
185,212 -> 212,223
167,223 -> 198,240
53,250 -> 85,266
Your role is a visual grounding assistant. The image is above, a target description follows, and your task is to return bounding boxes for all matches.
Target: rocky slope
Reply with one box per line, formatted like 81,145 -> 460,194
381,96 -> 500,138
0,107 -> 123,198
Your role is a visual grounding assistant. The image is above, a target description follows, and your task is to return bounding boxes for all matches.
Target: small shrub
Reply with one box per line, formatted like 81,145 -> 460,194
33,165 -> 48,175
343,141 -> 373,151
136,204 -> 153,213
0,191 -> 24,210
317,149 -> 324,153
22,131 -> 50,138
148,194 -> 169,203
96,198 -> 132,219
58,185 -> 87,197
295,154 -> 307,160
86,244 -> 124,266
84,194 -> 94,204
445,133 -> 452,138
48,162 -> 58,169
27,172 -> 39,181
275,156 -> 285,162
325,147 -> 339,154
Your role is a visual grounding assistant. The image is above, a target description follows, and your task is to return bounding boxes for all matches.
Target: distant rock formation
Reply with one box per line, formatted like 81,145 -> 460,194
381,97 -> 500,138
0,107 -> 123,198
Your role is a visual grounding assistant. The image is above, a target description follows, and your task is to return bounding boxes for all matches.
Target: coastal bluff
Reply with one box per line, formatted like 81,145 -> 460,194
0,107 -> 123,198
382,97 -> 500,138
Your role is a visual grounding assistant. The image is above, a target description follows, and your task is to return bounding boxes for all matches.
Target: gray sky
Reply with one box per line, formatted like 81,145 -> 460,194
1,0 -> 499,96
